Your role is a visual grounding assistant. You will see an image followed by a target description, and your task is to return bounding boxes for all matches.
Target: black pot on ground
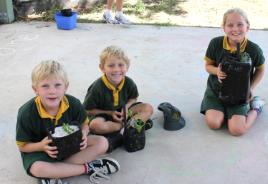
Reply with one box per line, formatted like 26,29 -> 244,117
61,9 -> 72,17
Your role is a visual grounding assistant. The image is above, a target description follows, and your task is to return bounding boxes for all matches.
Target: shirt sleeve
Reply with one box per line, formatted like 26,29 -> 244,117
16,109 -> 32,146
205,38 -> 217,62
127,77 -> 139,100
252,45 -> 265,68
83,83 -> 100,110
72,97 -> 88,126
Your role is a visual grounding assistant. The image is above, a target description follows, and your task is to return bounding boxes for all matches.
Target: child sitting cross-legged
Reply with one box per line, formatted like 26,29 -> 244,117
83,46 -> 154,152
16,60 -> 120,184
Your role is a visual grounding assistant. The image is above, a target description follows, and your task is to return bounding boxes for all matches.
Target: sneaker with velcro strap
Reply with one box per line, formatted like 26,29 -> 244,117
85,157 -> 120,183
250,96 -> 265,115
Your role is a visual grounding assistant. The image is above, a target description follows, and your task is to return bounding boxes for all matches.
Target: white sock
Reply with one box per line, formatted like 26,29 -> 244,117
116,11 -> 123,17
105,9 -> 112,16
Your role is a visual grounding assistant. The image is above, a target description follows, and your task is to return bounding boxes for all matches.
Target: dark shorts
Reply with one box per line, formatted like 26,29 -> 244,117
21,151 -> 57,177
200,88 -> 249,119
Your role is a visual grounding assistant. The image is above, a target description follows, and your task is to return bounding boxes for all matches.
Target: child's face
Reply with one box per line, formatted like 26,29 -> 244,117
32,76 -> 68,112
223,12 -> 249,46
100,55 -> 128,86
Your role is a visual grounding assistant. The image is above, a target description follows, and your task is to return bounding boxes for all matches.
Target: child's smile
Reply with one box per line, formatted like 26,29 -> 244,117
33,77 -> 67,113
100,56 -> 128,86
223,12 -> 249,46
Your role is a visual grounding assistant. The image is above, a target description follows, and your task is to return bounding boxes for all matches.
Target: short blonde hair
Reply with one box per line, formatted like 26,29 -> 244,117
99,46 -> 130,67
222,8 -> 250,27
31,60 -> 69,87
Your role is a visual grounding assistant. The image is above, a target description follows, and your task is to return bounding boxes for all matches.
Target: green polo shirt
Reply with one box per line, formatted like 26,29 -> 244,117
204,36 -> 265,95
83,76 -> 139,111
16,94 -> 88,174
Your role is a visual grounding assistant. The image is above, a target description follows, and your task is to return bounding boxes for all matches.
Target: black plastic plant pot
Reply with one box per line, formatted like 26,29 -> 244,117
123,126 -> 145,152
219,53 -> 252,106
61,9 -> 72,17
49,125 -> 82,160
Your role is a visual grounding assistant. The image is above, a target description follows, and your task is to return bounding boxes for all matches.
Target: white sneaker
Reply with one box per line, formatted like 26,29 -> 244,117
250,96 -> 265,115
86,157 -> 120,183
115,14 -> 131,24
103,13 -> 116,24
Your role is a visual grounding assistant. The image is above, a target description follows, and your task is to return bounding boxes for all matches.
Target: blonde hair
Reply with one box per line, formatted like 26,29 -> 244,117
222,8 -> 250,27
31,60 -> 69,87
99,46 -> 130,67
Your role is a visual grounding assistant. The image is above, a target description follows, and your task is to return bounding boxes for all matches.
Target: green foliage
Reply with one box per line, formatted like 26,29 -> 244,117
128,109 -> 133,119
42,5 -> 60,21
62,123 -> 75,134
135,0 -> 146,14
240,52 -> 251,63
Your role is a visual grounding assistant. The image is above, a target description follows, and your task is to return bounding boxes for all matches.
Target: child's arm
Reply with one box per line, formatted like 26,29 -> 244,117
18,138 -> 58,158
80,123 -> 90,150
205,60 -> 226,82
87,109 -> 123,122
125,98 -> 137,110
87,108 -> 113,116
250,66 -> 265,92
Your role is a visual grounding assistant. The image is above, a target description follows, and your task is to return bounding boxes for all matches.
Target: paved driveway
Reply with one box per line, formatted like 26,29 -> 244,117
0,22 -> 267,184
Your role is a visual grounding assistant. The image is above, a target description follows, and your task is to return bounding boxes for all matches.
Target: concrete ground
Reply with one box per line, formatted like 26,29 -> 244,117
0,22 -> 267,184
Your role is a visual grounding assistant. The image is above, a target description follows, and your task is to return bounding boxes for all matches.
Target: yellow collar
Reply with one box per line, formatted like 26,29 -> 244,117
101,75 -> 125,107
223,36 -> 247,53
35,95 -> 69,125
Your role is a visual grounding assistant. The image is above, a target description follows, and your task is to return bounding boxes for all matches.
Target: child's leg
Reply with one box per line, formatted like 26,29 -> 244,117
30,135 -> 108,178
228,110 -> 258,136
129,103 -> 153,122
115,0 -> 123,11
227,96 -> 265,136
90,117 -> 122,134
65,135 -> 108,164
205,109 -> 225,129
106,0 -> 115,10
30,161 -> 84,179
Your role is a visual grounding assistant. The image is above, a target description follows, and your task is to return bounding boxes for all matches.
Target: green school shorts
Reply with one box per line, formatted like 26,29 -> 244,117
21,151 -> 57,177
200,87 -> 249,119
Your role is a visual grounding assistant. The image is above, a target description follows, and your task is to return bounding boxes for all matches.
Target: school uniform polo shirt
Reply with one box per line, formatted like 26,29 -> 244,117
204,36 -> 265,95
16,94 -> 88,147
83,75 -> 139,111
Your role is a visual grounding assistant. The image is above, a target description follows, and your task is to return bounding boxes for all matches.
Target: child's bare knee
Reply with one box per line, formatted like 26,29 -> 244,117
229,126 -> 246,136
89,121 -> 100,131
144,103 -> 154,115
206,121 -> 221,129
95,136 -> 109,153
205,116 -> 223,129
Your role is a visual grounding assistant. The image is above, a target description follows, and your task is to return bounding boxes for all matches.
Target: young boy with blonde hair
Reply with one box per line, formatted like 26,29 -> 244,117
83,46 -> 153,152
16,60 -> 120,184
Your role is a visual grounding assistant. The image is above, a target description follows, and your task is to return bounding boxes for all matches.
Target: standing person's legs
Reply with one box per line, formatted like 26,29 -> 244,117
106,0 -> 114,10
103,0 -> 115,23
114,0 -> 131,24
115,0 -> 123,11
